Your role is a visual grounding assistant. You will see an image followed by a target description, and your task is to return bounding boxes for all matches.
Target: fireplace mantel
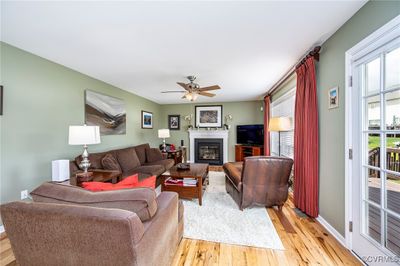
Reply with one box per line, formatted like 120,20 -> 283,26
188,129 -> 229,164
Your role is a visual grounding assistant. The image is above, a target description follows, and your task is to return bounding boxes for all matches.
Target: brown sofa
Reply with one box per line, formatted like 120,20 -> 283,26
1,182 -> 184,266
71,143 -> 175,185
223,156 -> 294,210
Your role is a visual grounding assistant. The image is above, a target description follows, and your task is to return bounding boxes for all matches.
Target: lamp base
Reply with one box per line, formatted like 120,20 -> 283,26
79,145 -> 91,172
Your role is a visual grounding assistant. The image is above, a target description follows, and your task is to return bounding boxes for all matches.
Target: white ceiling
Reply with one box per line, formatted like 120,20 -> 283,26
1,1 -> 366,104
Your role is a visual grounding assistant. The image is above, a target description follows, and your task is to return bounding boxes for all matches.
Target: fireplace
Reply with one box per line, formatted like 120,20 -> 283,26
194,138 -> 223,165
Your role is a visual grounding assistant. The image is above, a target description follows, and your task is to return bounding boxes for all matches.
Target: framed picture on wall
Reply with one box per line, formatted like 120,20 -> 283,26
195,105 -> 223,128
328,87 -> 339,109
141,110 -> 153,129
168,115 -> 180,130
85,90 -> 126,135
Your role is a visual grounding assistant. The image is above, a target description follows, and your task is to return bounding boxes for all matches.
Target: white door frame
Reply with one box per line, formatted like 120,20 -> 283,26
345,15 -> 400,250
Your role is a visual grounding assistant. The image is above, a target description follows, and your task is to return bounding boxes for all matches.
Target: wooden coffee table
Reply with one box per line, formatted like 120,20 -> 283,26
161,163 -> 209,206
70,170 -> 122,187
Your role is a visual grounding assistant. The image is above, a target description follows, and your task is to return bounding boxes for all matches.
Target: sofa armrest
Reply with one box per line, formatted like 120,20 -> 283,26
31,182 -> 158,222
136,192 -> 179,266
146,148 -> 164,163
142,192 -> 179,235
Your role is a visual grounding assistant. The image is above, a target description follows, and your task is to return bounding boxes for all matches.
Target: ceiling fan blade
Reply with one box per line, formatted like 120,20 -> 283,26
198,92 -> 216,97
161,91 -> 186,93
198,85 -> 220,91
177,82 -> 188,90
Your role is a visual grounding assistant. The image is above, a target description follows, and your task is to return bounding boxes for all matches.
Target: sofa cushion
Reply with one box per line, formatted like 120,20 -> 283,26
115,147 -> 141,173
101,153 -> 122,172
223,162 -> 243,187
146,148 -> 163,163
122,170 -> 152,181
134,143 -> 150,165
129,165 -> 165,177
145,159 -> 175,172
75,151 -> 110,170
31,182 -> 157,222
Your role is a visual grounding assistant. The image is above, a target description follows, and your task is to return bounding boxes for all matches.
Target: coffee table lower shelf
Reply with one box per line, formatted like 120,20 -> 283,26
160,163 -> 209,206
162,184 -> 205,204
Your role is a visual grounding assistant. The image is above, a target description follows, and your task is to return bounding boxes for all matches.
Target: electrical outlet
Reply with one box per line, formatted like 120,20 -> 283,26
21,190 -> 28,200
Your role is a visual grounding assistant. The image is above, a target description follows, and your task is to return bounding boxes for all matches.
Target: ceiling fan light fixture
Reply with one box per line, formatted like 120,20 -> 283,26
192,93 -> 199,101
185,93 -> 193,101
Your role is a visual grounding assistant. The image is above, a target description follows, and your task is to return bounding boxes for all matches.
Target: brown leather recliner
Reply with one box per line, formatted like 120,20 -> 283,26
223,156 -> 294,210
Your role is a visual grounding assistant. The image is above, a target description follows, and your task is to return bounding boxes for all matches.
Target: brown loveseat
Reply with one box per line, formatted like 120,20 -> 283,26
71,143 -> 175,185
223,156 -> 293,210
1,182 -> 184,266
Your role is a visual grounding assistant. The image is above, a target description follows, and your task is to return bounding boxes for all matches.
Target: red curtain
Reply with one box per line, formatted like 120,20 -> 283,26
264,95 -> 271,156
294,57 -> 319,217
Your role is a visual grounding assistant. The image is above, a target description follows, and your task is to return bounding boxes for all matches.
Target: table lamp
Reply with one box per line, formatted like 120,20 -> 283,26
268,117 -> 291,156
158,129 -> 170,152
69,125 -> 101,172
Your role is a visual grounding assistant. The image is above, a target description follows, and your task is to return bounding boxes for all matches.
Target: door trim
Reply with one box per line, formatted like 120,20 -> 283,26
345,15 -> 400,250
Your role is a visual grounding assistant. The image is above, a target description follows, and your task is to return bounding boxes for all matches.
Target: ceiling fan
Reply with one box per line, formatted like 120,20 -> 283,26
161,76 -> 221,101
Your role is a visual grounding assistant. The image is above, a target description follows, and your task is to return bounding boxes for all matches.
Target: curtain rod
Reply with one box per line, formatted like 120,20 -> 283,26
265,46 -> 321,98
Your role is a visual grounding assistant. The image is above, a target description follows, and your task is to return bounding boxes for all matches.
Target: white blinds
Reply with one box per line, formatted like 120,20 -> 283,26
271,88 -> 296,158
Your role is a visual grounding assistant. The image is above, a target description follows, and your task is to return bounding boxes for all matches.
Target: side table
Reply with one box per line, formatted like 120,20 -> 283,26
163,150 -> 183,165
70,170 -> 122,187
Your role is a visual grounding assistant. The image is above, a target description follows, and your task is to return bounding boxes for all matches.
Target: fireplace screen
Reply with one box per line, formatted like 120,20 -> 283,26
195,138 -> 223,165
199,145 -> 220,160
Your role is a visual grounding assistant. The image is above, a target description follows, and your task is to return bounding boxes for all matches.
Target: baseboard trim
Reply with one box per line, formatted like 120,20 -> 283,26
316,216 -> 346,248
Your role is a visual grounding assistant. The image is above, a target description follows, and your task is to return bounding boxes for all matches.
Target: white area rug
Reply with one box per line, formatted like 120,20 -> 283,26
159,171 -> 284,250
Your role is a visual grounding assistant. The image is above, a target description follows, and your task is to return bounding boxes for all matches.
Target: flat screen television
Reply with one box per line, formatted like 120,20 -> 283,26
236,124 -> 264,146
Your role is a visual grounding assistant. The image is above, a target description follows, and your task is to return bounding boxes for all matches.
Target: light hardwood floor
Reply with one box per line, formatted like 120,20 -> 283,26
0,194 -> 361,266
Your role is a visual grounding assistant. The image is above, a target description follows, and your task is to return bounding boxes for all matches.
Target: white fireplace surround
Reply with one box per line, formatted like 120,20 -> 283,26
188,129 -> 229,164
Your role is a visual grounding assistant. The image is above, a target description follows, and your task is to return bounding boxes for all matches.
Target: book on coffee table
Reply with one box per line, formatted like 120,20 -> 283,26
164,177 -> 197,187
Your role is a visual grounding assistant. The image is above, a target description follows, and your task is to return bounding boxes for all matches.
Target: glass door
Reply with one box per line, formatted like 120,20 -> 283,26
352,39 -> 400,264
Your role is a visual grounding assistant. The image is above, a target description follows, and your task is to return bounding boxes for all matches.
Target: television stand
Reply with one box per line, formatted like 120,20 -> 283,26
235,144 -> 264,162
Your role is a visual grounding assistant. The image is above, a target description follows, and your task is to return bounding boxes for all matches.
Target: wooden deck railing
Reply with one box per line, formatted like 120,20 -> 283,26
369,147 -> 400,179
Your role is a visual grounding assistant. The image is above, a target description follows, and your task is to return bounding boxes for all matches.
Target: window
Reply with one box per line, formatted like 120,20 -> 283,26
270,88 -> 296,158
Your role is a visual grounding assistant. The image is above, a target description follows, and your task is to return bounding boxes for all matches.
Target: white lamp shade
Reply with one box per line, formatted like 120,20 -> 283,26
268,117 -> 292,132
68,125 -> 101,145
158,129 -> 170,138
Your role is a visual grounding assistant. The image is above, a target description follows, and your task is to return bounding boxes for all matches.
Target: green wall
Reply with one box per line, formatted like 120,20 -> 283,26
317,1 -> 399,235
160,101 -> 264,161
0,42 -> 162,204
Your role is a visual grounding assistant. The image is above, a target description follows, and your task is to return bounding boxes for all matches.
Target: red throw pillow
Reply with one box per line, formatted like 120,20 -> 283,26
82,174 -> 140,191
82,182 -> 114,192
118,174 -> 139,186
133,175 -> 156,189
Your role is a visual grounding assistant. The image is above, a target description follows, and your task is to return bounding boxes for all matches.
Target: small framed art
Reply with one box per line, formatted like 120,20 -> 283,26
168,115 -> 180,130
141,111 -> 153,129
328,87 -> 339,109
